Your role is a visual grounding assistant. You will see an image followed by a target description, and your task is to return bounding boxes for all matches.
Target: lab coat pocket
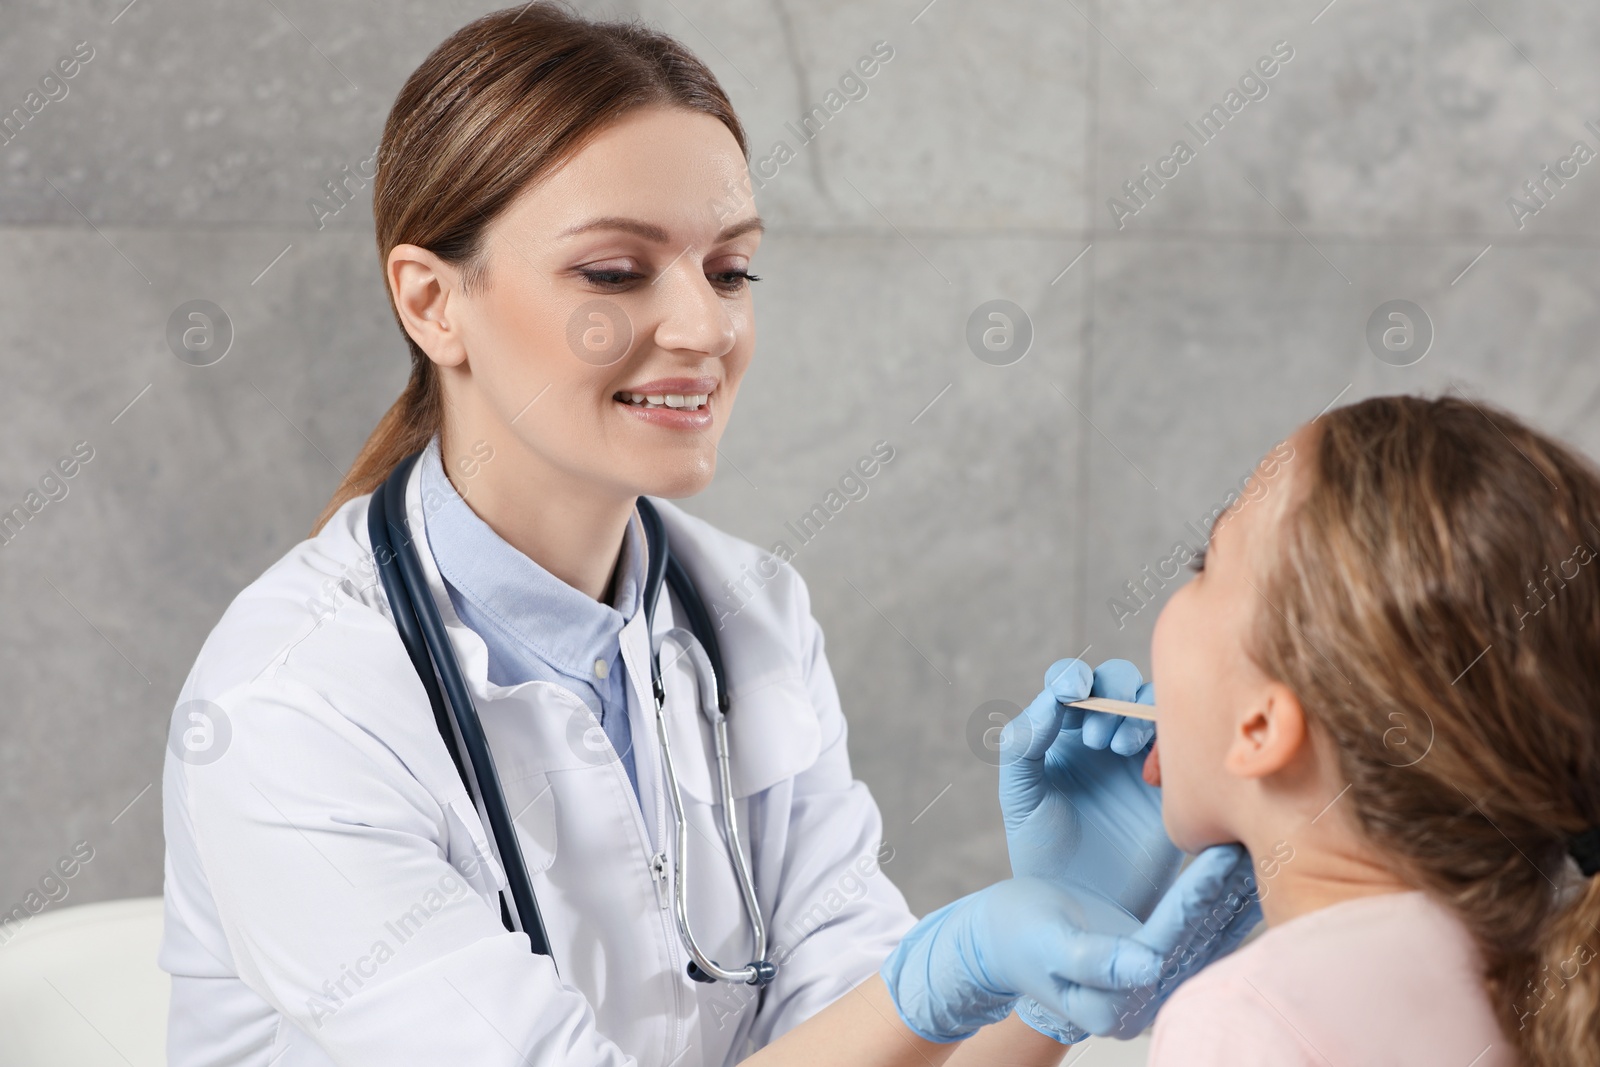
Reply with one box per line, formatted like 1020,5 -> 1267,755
503,770 -> 559,875
443,794 -> 508,898
442,771 -> 558,901
663,671 -> 821,805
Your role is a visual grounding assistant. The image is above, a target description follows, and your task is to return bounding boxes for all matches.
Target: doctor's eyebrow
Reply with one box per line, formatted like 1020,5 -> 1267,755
557,216 -> 765,244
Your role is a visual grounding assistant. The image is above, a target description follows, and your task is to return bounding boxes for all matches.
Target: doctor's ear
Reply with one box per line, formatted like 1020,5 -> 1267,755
1223,680 -> 1307,780
388,242 -> 469,369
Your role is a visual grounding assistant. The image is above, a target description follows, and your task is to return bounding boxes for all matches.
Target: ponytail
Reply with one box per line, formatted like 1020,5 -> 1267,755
309,358 -> 438,535
1513,872 -> 1600,1061
1248,395 -> 1600,1066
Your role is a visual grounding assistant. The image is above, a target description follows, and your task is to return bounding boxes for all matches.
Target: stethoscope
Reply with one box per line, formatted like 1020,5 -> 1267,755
367,451 -> 776,987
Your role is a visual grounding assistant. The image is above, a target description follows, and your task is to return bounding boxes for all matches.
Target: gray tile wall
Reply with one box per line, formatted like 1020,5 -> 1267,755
3,0 -> 1595,923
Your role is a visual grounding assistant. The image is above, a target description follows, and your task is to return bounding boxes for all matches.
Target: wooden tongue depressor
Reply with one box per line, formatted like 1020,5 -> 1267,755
1065,697 -> 1158,722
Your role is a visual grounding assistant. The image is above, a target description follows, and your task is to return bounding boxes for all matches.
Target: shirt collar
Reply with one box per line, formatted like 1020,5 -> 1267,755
418,435 -> 645,677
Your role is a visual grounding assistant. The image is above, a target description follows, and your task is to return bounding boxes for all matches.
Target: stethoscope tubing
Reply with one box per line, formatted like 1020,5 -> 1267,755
637,502 -> 773,985
652,629 -> 772,985
369,454 -> 554,959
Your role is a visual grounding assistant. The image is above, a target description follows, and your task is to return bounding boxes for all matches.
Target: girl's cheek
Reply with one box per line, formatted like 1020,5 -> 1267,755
1150,588 -> 1194,706
1150,596 -> 1176,685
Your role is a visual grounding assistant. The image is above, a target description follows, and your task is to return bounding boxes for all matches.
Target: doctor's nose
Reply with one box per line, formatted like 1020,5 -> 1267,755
650,259 -> 738,360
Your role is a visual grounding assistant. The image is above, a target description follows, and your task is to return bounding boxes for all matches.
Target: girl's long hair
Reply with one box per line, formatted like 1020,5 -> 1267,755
311,2 -> 746,535
1251,394 -> 1600,1064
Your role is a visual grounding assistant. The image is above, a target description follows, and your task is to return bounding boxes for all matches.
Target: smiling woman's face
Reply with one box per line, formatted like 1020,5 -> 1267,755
395,105 -> 762,503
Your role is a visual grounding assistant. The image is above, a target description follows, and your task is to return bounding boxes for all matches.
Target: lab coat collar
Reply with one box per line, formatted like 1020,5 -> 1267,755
398,450 -> 495,694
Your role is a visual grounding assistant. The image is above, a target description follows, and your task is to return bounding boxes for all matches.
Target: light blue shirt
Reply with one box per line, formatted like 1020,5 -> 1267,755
419,437 -> 643,803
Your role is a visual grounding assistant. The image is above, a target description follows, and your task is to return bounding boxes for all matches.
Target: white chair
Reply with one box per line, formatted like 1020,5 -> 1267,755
1063,1032 -> 1153,1065
0,897 -> 168,1067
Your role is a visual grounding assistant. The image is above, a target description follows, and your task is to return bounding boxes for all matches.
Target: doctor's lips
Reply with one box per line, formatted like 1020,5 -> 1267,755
613,376 -> 717,428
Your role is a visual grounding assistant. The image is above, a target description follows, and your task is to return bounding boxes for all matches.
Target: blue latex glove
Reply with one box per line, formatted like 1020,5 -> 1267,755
879,877 -> 1166,1043
1000,658 -> 1260,1043
1016,843 -> 1262,1042
1000,658 -> 1178,921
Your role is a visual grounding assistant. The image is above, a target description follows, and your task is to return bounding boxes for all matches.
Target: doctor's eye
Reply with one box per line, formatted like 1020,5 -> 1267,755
1188,546 -> 1208,574
708,269 -> 760,293
578,268 -> 645,290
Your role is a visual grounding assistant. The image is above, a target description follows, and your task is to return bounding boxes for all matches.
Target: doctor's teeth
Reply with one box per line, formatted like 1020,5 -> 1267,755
618,392 -> 708,409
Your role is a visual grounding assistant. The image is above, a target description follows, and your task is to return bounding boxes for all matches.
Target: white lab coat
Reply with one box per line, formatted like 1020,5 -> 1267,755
159,456 -> 917,1067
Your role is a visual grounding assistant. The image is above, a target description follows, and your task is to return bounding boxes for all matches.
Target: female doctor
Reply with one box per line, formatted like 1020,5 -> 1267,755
159,6 -> 1257,1065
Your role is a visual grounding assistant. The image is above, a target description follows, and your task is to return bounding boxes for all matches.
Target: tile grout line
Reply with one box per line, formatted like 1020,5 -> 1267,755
1073,0 -> 1103,650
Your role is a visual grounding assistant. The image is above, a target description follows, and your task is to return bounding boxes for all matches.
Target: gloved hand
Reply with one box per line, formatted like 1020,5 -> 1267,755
879,877 -> 1165,1043
999,658 -> 1260,1043
1016,843 -> 1262,1043
999,658 -> 1178,921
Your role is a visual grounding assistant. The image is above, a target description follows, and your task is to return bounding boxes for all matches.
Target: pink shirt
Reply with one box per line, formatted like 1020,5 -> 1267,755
1148,890 -> 1515,1066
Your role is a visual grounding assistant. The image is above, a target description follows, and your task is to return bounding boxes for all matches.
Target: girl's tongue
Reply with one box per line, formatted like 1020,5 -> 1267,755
1142,738 -> 1162,786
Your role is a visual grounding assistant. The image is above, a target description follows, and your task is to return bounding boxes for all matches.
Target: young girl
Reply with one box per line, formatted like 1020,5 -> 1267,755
1144,393 -> 1600,1065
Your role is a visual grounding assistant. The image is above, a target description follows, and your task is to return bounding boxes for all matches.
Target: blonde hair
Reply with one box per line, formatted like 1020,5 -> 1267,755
311,3 -> 747,534
1250,394 -> 1600,1063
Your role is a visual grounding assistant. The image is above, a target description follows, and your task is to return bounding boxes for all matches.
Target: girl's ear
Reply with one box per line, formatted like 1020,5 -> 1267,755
1224,681 -> 1306,779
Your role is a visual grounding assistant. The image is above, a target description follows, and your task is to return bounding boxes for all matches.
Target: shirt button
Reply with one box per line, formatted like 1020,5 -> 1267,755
593,658 -> 609,680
